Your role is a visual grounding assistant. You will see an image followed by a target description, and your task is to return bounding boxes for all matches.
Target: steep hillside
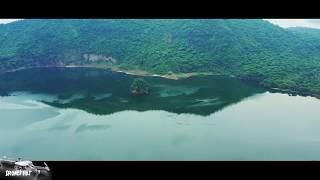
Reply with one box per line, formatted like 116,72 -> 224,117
0,19 -> 319,95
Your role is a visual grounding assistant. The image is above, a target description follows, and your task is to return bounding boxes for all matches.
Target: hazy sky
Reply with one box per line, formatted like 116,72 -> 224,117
266,19 -> 320,29
1,19 -> 320,29
0,19 -> 21,24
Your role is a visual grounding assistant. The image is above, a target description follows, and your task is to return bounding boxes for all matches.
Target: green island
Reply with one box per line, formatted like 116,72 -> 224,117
130,78 -> 150,95
0,19 -> 319,97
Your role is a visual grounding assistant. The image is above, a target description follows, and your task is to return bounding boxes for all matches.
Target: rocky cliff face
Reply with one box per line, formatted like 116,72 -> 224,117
83,54 -> 117,63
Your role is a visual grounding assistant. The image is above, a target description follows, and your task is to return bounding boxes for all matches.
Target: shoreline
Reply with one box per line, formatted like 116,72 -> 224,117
3,65 -> 320,99
4,65 -> 209,80
269,87 -> 320,99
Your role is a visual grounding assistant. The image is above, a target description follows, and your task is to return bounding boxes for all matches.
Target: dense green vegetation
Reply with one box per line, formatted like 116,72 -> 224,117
0,19 -> 319,96
130,78 -> 149,95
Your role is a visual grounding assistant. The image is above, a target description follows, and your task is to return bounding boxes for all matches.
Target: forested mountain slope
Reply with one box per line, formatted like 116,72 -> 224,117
0,19 -> 319,95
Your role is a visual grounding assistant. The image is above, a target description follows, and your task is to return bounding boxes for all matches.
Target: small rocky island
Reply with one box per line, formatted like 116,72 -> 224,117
130,78 -> 150,95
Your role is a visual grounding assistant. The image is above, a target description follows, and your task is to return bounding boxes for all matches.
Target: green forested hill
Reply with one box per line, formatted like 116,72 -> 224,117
288,27 -> 320,39
0,19 -> 319,96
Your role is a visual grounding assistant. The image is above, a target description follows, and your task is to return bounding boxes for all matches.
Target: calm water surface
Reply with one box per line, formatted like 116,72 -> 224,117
0,68 -> 319,160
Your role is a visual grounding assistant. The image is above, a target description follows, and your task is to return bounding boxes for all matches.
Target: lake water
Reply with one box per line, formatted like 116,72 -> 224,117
0,68 -> 320,160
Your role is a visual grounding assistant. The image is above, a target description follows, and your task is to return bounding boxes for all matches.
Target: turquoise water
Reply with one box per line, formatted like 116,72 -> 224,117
0,68 -> 320,160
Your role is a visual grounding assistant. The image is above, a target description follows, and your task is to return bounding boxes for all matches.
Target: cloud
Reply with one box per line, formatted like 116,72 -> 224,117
265,19 -> 320,29
307,19 -> 320,25
0,19 -> 22,24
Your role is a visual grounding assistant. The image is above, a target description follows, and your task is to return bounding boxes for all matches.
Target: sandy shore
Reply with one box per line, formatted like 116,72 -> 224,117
4,65 -> 195,80
64,65 -> 197,80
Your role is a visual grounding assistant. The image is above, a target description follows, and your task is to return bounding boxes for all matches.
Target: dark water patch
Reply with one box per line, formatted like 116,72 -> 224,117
75,123 -> 112,133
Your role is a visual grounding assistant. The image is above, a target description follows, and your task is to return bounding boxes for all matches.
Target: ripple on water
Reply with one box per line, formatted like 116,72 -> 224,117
75,123 -> 112,133
189,98 -> 224,107
93,93 -> 112,100
153,84 -> 202,97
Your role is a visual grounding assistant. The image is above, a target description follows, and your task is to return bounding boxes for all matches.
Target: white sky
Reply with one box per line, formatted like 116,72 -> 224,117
0,19 -> 21,24
1,19 -> 320,29
265,19 -> 320,29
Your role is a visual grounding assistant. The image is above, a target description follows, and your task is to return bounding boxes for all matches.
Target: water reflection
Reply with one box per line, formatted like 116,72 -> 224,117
0,68 -> 266,116
0,90 -> 320,160
3,68 -> 320,160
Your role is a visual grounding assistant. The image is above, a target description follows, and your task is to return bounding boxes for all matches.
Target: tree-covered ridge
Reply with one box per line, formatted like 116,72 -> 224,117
0,19 -> 319,96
